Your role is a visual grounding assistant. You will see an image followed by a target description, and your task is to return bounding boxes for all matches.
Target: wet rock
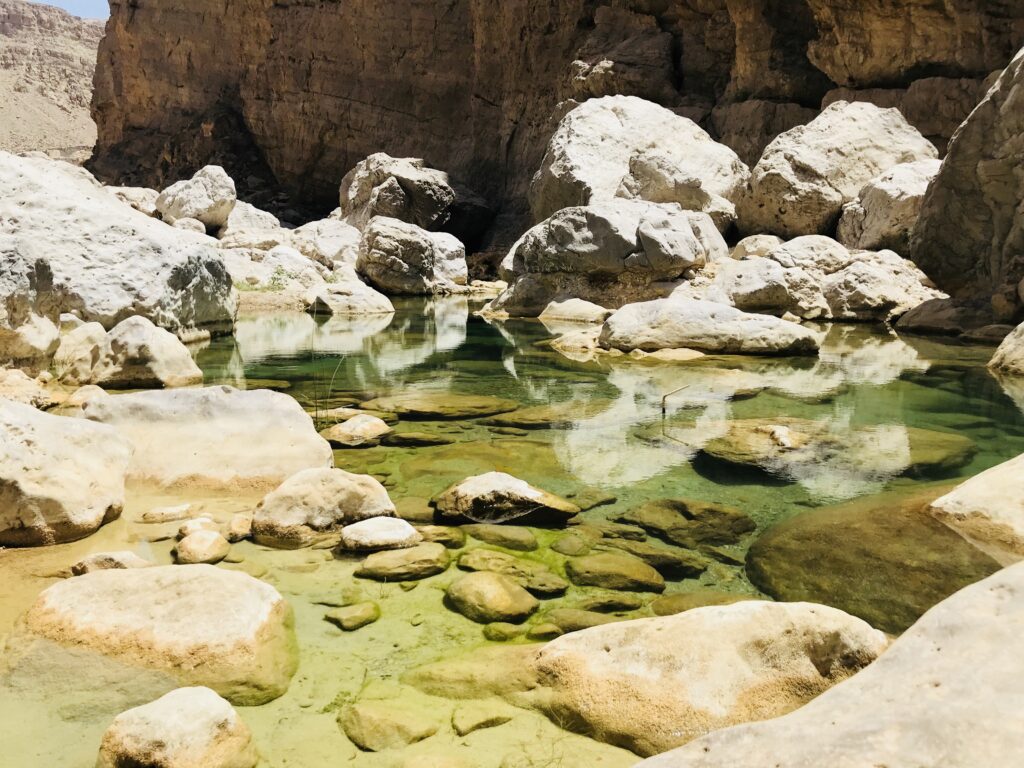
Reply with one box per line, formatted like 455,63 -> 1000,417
618,499 -> 755,549
71,551 -> 154,575
650,591 -> 756,617
457,549 -> 568,597
990,321 -> 1024,376
227,513 -> 252,543
565,553 -> 665,593
599,298 -> 820,355
156,165 -> 236,229
525,623 -> 564,641
543,608 -> 620,633
141,504 -> 193,524
254,467 -> 396,548
415,525 -> 466,549
357,217 -> 468,295
746,491 -> 1001,633
355,542 -> 450,581
551,533 -> 592,557
339,684 -> 442,752
532,601 -> 888,756
0,399 -> 130,546
446,572 -> 539,624
452,700 -> 515,736
464,524 -> 538,552
480,402 -> 606,430
4,565 -> 297,704
639,563 -> 1024,768
432,472 -> 579,525
319,414 -> 392,448
83,386 -> 333,490
325,602 -> 380,631
175,530 -> 230,565
339,517 -> 422,551
381,431 -> 455,447
361,392 -> 518,420
599,539 -> 711,578
402,646 -> 541,700
572,593 -> 645,613
96,687 -> 257,768
177,517 -> 219,539
484,622 -> 525,642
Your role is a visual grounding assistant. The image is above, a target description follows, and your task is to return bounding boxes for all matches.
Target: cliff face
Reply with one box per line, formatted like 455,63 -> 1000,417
90,0 -> 1024,227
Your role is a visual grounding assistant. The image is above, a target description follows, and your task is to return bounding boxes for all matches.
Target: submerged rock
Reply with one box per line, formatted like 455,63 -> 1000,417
446,572 -> 539,624
463,524 -> 538,552
565,553 -> 665,593
360,392 -> 518,420
618,498 -> 755,549
432,472 -> 580,525
324,602 -> 380,631
355,542 -> 450,581
457,549 -> 568,597
542,608 -> 620,633
649,591 -> 755,617
319,413 -> 392,448
339,683 -> 443,752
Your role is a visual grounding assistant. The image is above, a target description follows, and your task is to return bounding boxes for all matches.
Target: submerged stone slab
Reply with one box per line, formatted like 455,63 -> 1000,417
360,392 -> 519,420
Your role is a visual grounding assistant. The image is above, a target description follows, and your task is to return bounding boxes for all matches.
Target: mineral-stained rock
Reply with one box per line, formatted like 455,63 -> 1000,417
355,542 -> 450,581
356,217 -> 468,295
446,571 -> 539,624
433,472 -> 579,525
457,549 -> 568,597
155,165 -> 237,228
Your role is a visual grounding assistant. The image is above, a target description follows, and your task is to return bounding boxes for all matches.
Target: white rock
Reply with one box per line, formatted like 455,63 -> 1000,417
320,413 -> 392,447
599,297 -> 820,355
340,517 -> 423,551
288,217 -> 361,267
340,152 -> 456,231
303,269 -> 395,316
0,252 -> 59,370
837,159 -> 941,254
156,165 -> 237,228
530,601 -> 888,756
178,517 -> 220,539
53,321 -> 107,384
253,467 -> 397,548
530,96 -> 749,225
175,530 -> 230,565
0,368 -> 54,408
71,551 -> 154,575
108,186 -> 159,217
356,217 -> 468,295
172,217 -> 208,234
221,245 -> 329,295
637,563 -> 1024,768
82,386 -> 333,489
0,399 -> 130,546
730,234 -> 783,260
218,200 -> 280,236
97,687 -> 257,768
433,471 -> 580,525
538,299 -> 612,325
989,321 -> 1024,376
738,101 -> 938,238
5,565 -> 297,705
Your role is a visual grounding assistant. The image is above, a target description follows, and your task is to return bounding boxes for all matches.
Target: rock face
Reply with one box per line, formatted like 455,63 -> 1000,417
5,565 -> 297,705
638,562 -> 1024,768
738,101 -> 937,238
96,687 -> 258,768
531,601 -> 888,756
82,386 -> 333,489
912,47 -> 1024,319
0,400 -> 130,546
0,152 -> 236,337
356,217 -> 468,295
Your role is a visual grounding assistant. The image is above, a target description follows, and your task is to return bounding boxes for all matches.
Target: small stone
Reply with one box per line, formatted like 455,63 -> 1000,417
457,549 -> 568,596
463,524 -> 538,551
565,553 -> 665,592
446,572 -> 539,624
339,517 -> 422,551
71,551 -> 153,575
320,414 -> 391,448
599,539 -> 711,578
395,496 -> 436,523
227,512 -> 253,543
452,700 -> 515,736
355,543 -> 450,581
483,622 -> 525,641
416,525 -> 466,549
619,498 -> 756,548
381,432 -> 455,447
141,503 -> 192,524
551,533 -> 591,556
175,530 -> 231,564
526,623 -> 564,641
433,472 -> 580,525
325,602 -> 381,631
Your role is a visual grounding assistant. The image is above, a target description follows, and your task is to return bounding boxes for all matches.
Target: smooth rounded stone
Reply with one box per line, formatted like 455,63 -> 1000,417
339,685 -> 442,752
618,499 -> 755,549
929,452 -> 1024,563
534,601 -> 887,757
650,591 -> 757,617
837,159 -> 941,254
356,216 -> 468,295
319,406 -> 399,426
525,623 -> 564,641
737,101 -> 937,238
355,542 -> 450,581
156,165 -> 237,228
565,489 -> 617,511
551,533 -> 592,557
483,622 -> 526,642
303,274 -> 396,317
573,593 -> 646,613
731,234 -> 783,260
463,524 -> 538,552
380,431 -> 455,447
226,513 -> 252,543
339,517 -> 422,551
530,95 -> 749,226
433,472 -> 580,525
543,608 -> 621,634
457,549 -> 569,597
172,217 -> 207,234
142,504 -> 193,524
415,525 -> 466,549
83,386 -> 333,490
5,565 -> 297,704
599,297 -> 820,355
360,392 -> 518,420
324,602 -> 380,631
446,572 -> 539,624
71,551 -> 154,575
178,517 -> 220,539
252,468 -> 396,548
746,491 -> 1001,634
638,563 -> 1024,768
565,553 -> 665,593
96,686 -> 257,768
395,497 -> 435,523
0,399 -> 130,546
175,530 -> 230,565
598,540 -> 712,578
990,321 -> 1024,376
538,299 -> 611,325
451,700 -> 516,736
319,414 -> 392,448
401,645 -> 542,700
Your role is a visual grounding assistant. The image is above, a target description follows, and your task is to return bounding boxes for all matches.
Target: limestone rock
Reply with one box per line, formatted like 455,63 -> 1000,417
109,186 -> 159,217
71,551 -> 154,575
433,472 -> 579,525
355,542 -> 450,581
324,602 -> 380,631
711,100 -> 817,167
175,530 -> 231,565
320,413 -> 392,448
253,467 -> 396,548
221,244 -> 329,295
360,392 -> 518,420
304,273 -> 395,317
340,153 -> 455,231
990,322 -> 1024,375
0,399 -> 130,546
173,218 -> 207,234
738,101 -> 937,238
339,517 -> 422,551
288,218 -> 361,267
564,552 -> 665,593
339,684 -> 442,752
457,549 -> 568,597
0,367 -> 56,408
619,499 -> 755,549
156,165 -> 237,228
217,200 -> 280,238
96,687 -> 257,768
356,217 -> 468,295
537,299 -> 611,325
446,571 -> 539,624
730,234 -> 783,260
83,386 -> 333,489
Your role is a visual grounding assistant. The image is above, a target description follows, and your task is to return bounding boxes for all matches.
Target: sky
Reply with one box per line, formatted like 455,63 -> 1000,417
35,0 -> 109,19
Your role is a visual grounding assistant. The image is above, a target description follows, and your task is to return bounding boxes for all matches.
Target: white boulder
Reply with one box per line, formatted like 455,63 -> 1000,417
356,217 -> 468,295
288,217 -> 361,267
156,165 -> 237,229
71,551 -> 154,575
0,253 -> 59,371
108,186 -> 159,217
538,298 -> 612,325
340,152 -> 456,231
319,413 -> 392,447
218,200 -> 280,236
339,517 -> 423,551
175,530 -> 231,565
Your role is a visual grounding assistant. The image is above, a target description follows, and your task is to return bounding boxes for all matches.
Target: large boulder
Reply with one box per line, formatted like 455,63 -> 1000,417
530,96 -> 749,227
3,565 -> 297,705
737,101 -> 937,238
638,563 -> 1024,768
599,297 -> 820,355
304,268 -> 395,316
82,386 -> 333,489
990,321 -> 1024,375
340,153 -> 453,231
155,165 -> 237,229
0,152 -> 236,337
356,217 -> 468,295
486,200 -> 727,317
912,48 -> 1024,319
288,217 -> 361,267
837,159 -> 941,254
0,253 -> 59,371
0,399 -> 130,546
97,687 -> 257,768
252,467 -> 396,548
529,601 -> 887,756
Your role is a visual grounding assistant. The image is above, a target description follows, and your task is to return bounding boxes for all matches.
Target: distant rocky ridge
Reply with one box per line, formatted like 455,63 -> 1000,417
0,0 -> 102,158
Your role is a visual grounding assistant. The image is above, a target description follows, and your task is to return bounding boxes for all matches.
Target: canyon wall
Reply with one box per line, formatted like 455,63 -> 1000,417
90,0 -> 1024,231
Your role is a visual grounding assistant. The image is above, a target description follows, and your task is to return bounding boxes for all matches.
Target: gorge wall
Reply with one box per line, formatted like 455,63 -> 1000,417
90,0 -> 1024,232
